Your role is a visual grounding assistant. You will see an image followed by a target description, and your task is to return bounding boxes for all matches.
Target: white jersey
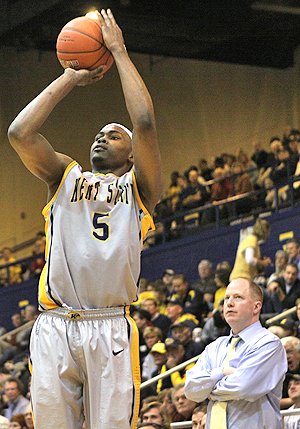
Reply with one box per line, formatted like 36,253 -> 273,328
284,405 -> 300,429
38,161 -> 153,310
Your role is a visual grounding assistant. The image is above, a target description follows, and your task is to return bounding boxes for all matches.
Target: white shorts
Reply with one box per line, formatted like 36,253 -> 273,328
30,306 -> 140,429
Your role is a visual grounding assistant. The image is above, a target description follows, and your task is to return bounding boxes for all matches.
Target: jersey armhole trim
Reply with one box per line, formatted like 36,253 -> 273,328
132,171 -> 155,231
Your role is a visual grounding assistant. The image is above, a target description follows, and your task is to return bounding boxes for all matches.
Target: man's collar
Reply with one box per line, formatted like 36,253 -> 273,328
227,320 -> 262,345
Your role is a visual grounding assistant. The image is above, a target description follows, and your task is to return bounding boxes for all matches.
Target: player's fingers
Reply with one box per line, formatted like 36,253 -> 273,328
107,9 -> 116,26
100,9 -> 110,25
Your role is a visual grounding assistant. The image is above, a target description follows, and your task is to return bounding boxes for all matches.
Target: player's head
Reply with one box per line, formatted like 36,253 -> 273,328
90,123 -> 133,174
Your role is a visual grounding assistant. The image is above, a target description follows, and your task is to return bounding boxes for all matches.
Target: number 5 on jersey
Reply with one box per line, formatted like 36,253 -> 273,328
92,212 -> 111,242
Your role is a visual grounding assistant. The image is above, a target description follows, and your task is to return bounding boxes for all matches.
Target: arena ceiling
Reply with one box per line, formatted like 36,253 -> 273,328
1,0 -> 300,69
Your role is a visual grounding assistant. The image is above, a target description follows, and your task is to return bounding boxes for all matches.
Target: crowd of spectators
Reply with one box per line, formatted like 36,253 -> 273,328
152,127 -> 300,241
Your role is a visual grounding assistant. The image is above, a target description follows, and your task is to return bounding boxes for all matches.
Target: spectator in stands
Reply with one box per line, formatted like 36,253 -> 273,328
230,217 -> 271,282
251,141 -> 268,170
236,148 -> 259,186
198,159 -> 213,182
170,319 -> 204,361
281,336 -> 300,409
166,171 -> 181,213
284,374 -> 300,429
213,268 -> 230,309
133,309 -> 153,363
200,299 -> 230,347
0,248 -> 21,287
268,263 -> 300,313
166,298 -> 184,325
230,161 -> 256,215
171,383 -> 197,422
9,413 -> 27,429
162,269 -> 175,299
279,319 -> 298,338
3,378 -> 29,421
156,336 -> 194,393
139,401 -> 169,427
191,405 -> 208,429
143,299 -> 171,340
158,388 -> 179,423
267,249 -> 289,285
286,238 -> 300,278
142,327 -> 164,381
138,424 -> 168,429
149,342 -> 168,394
30,239 -> 45,278
170,274 -> 208,323
24,403 -> 33,429
191,260 -> 218,308
177,168 -> 209,214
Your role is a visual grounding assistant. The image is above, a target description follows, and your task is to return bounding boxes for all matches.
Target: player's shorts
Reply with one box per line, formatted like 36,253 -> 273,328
29,306 -> 140,429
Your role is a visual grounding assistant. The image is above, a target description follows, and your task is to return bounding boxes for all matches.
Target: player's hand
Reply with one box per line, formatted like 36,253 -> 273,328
97,9 -> 126,54
223,366 -> 236,376
64,66 -> 106,86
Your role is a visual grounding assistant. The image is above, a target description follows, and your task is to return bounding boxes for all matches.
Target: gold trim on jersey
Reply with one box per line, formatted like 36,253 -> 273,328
126,307 -> 140,429
131,170 -> 155,241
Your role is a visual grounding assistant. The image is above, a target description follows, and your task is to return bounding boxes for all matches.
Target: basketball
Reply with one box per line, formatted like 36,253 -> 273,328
56,16 -> 114,72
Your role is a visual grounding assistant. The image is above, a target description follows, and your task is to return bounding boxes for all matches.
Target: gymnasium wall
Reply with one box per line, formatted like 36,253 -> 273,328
0,46 -> 300,250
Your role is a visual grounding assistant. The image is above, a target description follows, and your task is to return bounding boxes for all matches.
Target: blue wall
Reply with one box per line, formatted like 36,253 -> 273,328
140,207 -> 300,284
1,206 -> 300,331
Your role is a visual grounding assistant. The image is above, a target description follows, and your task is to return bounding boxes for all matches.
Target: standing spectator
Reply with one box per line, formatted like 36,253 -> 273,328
230,161 -> 256,215
3,378 -> 29,421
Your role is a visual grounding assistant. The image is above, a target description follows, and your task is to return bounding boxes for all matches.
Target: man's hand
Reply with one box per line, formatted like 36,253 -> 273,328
64,66 -> 106,87
97,9 -> 126,55
223,366 -> 236,376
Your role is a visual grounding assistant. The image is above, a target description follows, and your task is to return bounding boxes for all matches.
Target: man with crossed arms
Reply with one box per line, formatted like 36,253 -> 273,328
184,278 -> 287,429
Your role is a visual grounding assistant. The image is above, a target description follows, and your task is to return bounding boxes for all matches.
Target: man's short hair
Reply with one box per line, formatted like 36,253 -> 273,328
5,377 -> 24,394
249,281 -> 264,303
281,336 -> 300,352
286,238 -> 300,248
172,274 -> 187,283
192,404 -> 208,416
286,262 -> 299,274
198,260 -> 212,269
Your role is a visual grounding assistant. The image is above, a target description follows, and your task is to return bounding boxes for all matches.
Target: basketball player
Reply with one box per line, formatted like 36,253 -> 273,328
8,9 -> 163,429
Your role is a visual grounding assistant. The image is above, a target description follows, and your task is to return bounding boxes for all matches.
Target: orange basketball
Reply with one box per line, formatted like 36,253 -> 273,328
56,16 -> 114,72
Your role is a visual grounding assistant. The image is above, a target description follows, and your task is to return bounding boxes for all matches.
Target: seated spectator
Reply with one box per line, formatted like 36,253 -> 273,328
9,413 -> 27,429
191,405 -> 208,429
139,401 -> 170,428
24,403 -> 33,429
268,263 -> 300,313
161,269 -> 175,300
143,299 -> 171,340
251,141 -> 268,170
166,171 -> 181,213
169,274 -> 208,323
200,299 -> 230,347
281,336 -> 300,409
279,319 -> 298,338
158,388 -> 180,423
230,161 -> 256,215
166,298 -> 184,325
142,327 -> 164,381
284,374 -> 300,429
149,342 -> 168,394
178,169 -> 209,215
286,238 -> 300,278
132,309 -> 153,363
171,383 -> 197,422
30,239 -> 45,278
191,260 -> 218,308
156,337 -> 194,393
268,249 -> 289,285
236,147 -> 259,186
170,319 -> 204,361
213,268 -> 230,309
3,378 -> 29,421
0,248 -> 21,287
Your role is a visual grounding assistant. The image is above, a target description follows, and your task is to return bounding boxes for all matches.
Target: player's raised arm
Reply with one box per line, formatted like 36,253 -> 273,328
99,9 -> 163,214
7,67 -> 105,195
